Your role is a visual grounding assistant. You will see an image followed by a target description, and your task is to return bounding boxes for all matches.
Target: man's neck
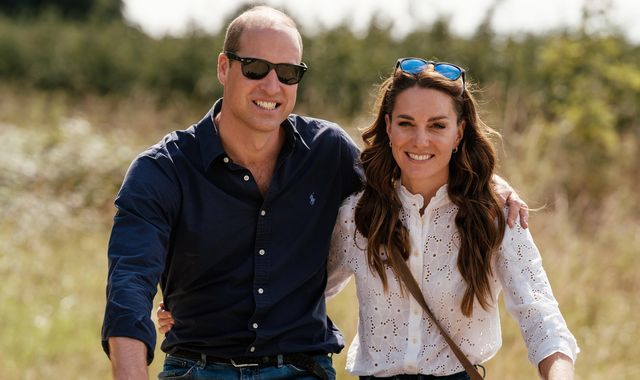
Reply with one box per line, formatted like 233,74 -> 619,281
215,112 -> 285,197
215,113 -> 285,168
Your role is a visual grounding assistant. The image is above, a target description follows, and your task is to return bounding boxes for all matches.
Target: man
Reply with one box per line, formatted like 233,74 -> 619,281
102,6 -> 526,379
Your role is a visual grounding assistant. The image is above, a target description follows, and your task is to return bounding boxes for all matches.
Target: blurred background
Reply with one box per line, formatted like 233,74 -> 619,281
0,0 -> 638,378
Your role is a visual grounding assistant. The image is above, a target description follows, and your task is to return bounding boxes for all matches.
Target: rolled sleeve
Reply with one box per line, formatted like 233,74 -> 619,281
101,153 -> 180,364
337,129 -> 363,199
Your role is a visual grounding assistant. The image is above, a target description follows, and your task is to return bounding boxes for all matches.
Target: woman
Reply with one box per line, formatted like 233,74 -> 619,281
158,58 -> 578,379
323,58 -> 578,379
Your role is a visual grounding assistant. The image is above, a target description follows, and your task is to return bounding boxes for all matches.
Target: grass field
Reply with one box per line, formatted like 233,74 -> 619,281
1,91 -> 638,379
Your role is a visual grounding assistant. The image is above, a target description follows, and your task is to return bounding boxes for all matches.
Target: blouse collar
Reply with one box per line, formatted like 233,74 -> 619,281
396,181 -> 451,212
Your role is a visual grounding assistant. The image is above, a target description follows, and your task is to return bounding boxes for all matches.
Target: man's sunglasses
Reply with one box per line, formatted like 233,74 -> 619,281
225,51 -> 308,85
396,57 -> 465,87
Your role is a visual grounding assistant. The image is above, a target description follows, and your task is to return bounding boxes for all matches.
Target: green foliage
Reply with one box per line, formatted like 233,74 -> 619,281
0,0 -> 123,21
0,16 -> 221,99
140,32 -> 223,100
300,23 -> 396,120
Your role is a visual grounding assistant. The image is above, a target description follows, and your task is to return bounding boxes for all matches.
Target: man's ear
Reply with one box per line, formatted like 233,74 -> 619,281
217,52 -> 229,86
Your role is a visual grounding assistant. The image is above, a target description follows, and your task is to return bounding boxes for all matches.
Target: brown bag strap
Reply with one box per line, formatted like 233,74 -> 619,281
395,257 -> 485,380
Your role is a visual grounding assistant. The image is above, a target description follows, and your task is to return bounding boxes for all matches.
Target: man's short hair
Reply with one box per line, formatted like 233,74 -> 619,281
223,6 -> 303,54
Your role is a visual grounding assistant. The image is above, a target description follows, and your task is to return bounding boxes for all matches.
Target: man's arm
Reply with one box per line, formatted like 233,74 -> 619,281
102,154 -> 180,368
109,337 -> 148,380
539,352 -> 574,380
492,174 -> 529,228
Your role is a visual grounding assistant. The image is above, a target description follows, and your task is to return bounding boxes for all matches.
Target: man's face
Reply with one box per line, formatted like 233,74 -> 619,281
218,25 -> 302,135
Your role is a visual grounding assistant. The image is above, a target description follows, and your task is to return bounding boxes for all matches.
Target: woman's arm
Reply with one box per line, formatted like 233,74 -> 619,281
156,302 -> 174,334
539,352 -> 574,380
325,201 -> 357,299
496,218 -> 579,372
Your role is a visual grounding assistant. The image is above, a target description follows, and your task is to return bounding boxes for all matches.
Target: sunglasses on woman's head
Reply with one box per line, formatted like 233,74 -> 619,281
396,57 -> 466,87
225,51 -> 308,85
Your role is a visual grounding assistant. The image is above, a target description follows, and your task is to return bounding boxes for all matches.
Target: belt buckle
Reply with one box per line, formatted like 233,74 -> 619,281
229,358 -> 259,368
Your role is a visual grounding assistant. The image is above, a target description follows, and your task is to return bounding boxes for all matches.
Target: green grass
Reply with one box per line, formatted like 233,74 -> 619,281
1,91 -> 638,379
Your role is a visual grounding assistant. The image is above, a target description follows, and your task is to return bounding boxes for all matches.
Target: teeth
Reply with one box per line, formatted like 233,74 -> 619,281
407,153 -> 433,161
255,100 -> 277,110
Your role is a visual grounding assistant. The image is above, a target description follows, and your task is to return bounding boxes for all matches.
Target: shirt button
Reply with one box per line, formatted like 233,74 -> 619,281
258,249 -> 265,256
258,288 -> 264,294
249,346 -> 256,352
223,157 -> 230,163
260,210 -> 266,216
243,175 -> 250,181
252,323 -> 259,329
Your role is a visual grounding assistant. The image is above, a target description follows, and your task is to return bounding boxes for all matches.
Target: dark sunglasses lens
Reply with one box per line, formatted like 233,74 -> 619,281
434,64 -> 462,80
242,60 -> 270,80
399,59 -> 427,75
276,64 -> 303,84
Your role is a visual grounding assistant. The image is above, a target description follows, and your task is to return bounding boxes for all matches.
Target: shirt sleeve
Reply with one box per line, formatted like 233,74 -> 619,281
496,220 -> 580,366
101,152 -> 181,364
337,128 -> 364,200
325,200 -> 356,300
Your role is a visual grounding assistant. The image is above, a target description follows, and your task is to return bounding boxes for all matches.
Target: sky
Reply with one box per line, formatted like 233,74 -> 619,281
123,0 -> 640,43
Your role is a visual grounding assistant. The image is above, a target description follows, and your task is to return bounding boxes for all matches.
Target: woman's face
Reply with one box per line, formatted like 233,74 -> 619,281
386,86 -> 463,193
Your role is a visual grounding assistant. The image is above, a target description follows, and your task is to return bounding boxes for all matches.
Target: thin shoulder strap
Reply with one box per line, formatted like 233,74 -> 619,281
395,257 -> 485,380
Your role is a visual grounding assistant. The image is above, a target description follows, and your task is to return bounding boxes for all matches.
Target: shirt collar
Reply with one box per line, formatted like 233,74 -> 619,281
396,181 -> 451,211
194,98 -> 310,170
194,99 -> 225,170
284,115 -> 311,154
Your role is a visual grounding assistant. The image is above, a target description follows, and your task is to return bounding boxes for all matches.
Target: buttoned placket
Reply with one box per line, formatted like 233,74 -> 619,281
224,153 -> 268,353
250,189 -> 274,354
403,200 -> 427,374
237,140 -> 291,355
252,211 -> 267,354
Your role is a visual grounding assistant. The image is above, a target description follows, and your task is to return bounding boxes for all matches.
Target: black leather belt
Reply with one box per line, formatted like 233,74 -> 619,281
169,349 -> 330,380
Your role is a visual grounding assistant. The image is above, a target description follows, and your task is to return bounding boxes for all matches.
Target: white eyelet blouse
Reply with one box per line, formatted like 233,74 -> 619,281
326,184 -> 579,377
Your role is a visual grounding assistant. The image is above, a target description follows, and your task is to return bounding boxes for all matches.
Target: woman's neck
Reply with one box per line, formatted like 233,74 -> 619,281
400,176 -> 447,206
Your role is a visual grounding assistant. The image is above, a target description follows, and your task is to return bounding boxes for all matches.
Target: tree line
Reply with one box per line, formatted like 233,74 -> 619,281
1,2 -> 638,219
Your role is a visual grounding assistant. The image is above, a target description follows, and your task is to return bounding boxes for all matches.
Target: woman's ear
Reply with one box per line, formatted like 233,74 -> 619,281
385,114 -> 391,137
456,120 -> 465,146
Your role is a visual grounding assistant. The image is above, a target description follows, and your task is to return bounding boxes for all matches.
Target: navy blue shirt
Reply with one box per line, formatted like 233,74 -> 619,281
101,99 -> 363,363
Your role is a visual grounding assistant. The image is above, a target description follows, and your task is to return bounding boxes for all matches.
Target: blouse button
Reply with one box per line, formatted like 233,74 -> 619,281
223,157 -> 230,163
243,175 -> 250,181
249,346 -> 256,352
252,323 -> 259,329
260,210 -> 266,216
258,288 -> 264,294
258,249 -> 266,256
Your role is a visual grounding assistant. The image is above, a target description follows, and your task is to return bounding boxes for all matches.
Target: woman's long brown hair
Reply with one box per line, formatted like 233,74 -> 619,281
355,69 -> 506,317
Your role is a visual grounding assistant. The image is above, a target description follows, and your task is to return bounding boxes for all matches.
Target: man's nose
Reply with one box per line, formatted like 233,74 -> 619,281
258,69 -> 281,93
